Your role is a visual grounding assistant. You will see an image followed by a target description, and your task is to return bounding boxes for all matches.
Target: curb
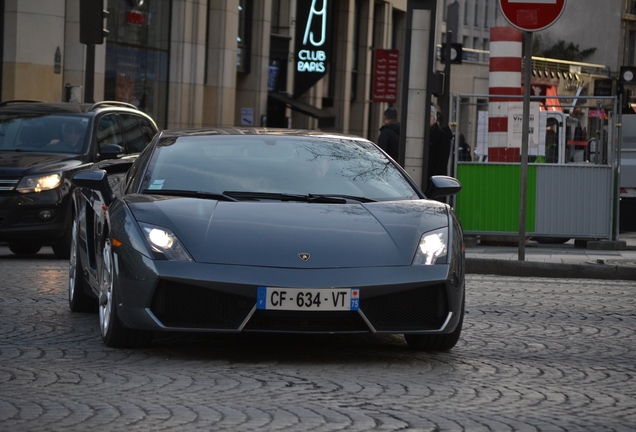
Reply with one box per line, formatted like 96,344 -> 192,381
466,258 -> 636,281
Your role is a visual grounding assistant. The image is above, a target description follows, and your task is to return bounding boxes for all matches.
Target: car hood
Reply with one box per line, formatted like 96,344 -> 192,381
0,151 -> 85,175
127,196 -> 450,268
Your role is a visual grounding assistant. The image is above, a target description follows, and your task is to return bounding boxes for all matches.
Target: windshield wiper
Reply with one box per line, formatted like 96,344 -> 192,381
141,189 -> 238,201
223,191 -> 375,203
308,194 -> 376,203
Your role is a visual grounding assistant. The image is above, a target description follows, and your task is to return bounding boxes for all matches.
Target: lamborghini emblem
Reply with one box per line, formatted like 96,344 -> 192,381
298,253 -> 311,262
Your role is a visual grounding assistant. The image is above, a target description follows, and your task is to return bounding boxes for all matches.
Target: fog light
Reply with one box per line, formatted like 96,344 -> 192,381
38,209 -> 54,221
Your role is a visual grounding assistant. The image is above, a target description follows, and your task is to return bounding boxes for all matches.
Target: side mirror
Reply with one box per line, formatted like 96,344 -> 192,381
425,175 -> 462,199
98,144 -> 125,160
71,169 -> 114,206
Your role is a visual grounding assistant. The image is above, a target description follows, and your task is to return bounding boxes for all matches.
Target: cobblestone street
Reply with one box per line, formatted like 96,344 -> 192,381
0,253 -> 635,431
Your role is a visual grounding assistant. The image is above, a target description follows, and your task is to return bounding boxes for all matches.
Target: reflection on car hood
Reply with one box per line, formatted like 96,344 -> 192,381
0,151 -> 85,175
127,196 -> 450,268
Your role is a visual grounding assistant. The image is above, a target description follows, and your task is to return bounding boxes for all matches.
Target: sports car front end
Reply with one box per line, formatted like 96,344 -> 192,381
108,196 -> 464,349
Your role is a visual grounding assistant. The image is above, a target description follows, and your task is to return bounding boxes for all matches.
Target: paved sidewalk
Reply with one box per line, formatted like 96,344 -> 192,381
465,232 -> 636,280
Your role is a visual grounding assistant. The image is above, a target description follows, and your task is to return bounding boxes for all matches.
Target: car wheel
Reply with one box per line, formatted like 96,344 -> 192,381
404,301 -> 464,351
68,218 -> 97,312
52,216 -> 73,259
8,242 -> 42,255
99,237 -> 152,348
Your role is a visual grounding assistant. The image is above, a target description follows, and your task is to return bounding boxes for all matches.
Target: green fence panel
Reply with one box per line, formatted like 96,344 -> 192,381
455,163 -> 536,233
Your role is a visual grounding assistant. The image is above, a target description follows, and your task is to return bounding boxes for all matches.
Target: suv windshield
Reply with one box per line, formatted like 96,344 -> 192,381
0,114 -> 88,154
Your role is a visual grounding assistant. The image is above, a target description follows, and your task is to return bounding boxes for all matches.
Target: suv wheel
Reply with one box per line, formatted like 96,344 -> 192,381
52,217 -> 73,259
8,242 -> 42,255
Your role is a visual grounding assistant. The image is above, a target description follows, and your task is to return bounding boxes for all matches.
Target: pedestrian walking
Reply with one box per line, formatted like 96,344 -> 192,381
377,107 -> 400,162
428,108 -> 453,178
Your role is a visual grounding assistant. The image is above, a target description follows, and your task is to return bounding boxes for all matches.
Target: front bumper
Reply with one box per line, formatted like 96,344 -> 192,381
0,189 -> 70,243
113,247 -> 465,336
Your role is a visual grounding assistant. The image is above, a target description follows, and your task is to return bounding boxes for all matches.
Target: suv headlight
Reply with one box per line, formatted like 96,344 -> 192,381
412,228 -> 448,265
16,173 -> 62,193
140,222 -> 193,262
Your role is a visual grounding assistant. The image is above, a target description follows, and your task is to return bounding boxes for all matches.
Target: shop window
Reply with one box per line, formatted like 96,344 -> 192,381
104,0 -> 169,127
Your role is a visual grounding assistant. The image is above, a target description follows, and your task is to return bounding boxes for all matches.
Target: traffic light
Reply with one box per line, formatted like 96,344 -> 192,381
80,0 -> 109,45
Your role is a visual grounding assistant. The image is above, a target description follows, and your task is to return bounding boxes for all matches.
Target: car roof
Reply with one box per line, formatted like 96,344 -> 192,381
156,127 -> 369,141
0,100 -> 145,116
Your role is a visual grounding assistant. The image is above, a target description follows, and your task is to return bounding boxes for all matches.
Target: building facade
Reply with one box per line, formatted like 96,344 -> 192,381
1,0 -> 634,172
1,0 -> 409,137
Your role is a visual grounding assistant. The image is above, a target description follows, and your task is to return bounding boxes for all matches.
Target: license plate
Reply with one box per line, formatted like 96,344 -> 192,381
256,287 -> 360,311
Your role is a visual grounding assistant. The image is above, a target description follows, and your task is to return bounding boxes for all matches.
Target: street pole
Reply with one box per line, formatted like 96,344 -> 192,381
84,45 -> 95,103
518,31 -> 532,261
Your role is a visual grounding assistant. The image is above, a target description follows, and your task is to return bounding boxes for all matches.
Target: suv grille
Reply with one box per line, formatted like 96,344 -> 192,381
0,178 -> 19,192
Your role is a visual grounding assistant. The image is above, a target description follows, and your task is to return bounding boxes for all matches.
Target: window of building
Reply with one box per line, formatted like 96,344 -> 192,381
629,31 -> 636,65
474,0 -> 479,27
352,0 -> 362,101
237,0 -> 253,73
104,0 -> 170,127
484,0 -> 489,27
464,0 -> 469,25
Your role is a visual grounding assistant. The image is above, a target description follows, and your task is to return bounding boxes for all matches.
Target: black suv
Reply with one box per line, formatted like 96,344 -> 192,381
0,100 -> 159,258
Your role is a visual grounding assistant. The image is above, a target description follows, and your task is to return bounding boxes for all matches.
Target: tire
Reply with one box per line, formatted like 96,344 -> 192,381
99,237 -> 152,348
68,218 -> 97,313
8,242 -> 42,255
52,217 -> 73,259
404,300 -> 464,351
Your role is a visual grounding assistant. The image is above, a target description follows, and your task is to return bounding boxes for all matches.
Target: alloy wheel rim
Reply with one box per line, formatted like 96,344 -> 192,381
68,219 -> 78,301
99,239 -> 113,337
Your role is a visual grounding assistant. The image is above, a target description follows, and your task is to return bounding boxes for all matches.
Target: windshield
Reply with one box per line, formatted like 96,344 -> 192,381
140,134 -> 420,201
0,114 -> 88,154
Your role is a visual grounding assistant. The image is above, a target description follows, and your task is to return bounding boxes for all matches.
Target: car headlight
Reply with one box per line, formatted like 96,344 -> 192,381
140,223 -> 193,262
16,173 -> 62,193
412,228 -> 448,265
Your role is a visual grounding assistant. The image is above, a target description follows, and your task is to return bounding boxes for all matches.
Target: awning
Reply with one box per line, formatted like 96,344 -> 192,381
268,92 -> 335,127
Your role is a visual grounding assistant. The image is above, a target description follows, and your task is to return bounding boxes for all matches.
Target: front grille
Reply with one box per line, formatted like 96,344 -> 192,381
0,178 -> 19,192
150,281 -> 254,329
149,280 -> 449,333
244,310 -> 368,332
361,284 -> 449,331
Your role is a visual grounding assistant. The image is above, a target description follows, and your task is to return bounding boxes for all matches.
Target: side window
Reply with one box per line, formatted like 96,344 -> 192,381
96,114 -> 124,151
140,118 -> 157,144
121,114 -> 153,154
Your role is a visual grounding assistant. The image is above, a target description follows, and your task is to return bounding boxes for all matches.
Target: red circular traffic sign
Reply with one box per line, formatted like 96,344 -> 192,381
499,0 -> 567,32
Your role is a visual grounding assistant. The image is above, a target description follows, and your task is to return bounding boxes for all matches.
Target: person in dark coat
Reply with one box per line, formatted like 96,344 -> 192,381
428,110 -> 454,177
377,107 -> 400,162
458,133 -> 472,161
